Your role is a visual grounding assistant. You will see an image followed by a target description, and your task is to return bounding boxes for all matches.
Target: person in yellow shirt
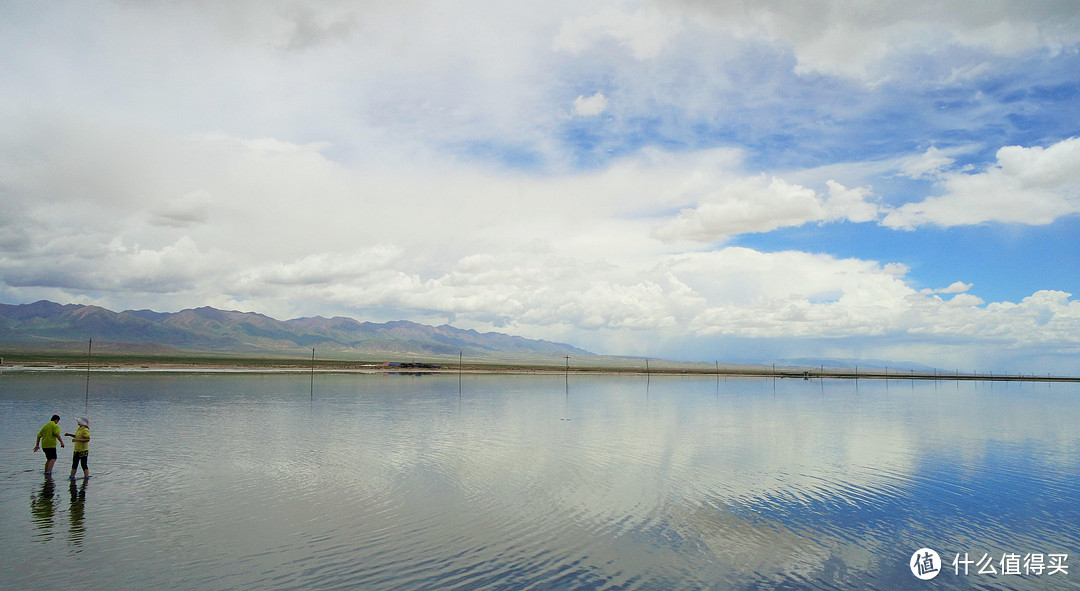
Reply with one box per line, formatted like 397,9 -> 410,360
65,417 -> 91,480
33,414 -> 65,476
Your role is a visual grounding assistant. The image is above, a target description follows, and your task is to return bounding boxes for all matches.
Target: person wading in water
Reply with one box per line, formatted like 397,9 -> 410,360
65,417 -> 91,480
33,414 -> 65,476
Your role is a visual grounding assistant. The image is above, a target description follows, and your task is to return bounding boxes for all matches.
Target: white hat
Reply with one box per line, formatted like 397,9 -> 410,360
76,417 -> 90,427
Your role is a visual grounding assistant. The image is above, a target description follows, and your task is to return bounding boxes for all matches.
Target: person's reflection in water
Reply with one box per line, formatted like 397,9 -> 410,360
69,478 -> 87,550
30,478 -> 56,540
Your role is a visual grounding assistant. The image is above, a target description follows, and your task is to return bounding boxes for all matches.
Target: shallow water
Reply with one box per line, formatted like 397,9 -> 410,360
1,372 -> 1077,589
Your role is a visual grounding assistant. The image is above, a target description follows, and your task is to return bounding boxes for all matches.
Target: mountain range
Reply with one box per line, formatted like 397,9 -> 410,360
0,300 -> 593,360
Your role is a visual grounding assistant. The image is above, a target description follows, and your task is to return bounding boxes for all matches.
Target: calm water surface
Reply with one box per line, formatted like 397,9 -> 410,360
1,372 -> 1077,590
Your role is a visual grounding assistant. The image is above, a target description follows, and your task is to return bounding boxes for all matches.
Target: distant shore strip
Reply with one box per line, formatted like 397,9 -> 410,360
1,354 -> 1076,383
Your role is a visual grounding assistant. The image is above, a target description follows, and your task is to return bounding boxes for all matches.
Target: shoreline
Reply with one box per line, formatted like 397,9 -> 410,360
2,360 -> 1077,382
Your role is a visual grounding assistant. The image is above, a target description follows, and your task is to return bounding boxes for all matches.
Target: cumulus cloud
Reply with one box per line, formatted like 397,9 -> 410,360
662,250 -> 1080,354
655,176 -> 819,240
573,92 -> 609,116
672,0 -> 1080,80
921,281 -> 973,295
1,235 -> 219,294
654,176 -> 878,241
237,247 -> 405,287
822,180 -> 879,223
909,290 -> 1080,349
424,252 -> 703,330
662,248 -> 911,337
555,0 -> 1080,80
883,137 -> 1080,229
899,147 -> 956,180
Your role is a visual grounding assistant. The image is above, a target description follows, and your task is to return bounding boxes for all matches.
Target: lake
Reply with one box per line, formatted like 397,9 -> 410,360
1,371 -> 1077,590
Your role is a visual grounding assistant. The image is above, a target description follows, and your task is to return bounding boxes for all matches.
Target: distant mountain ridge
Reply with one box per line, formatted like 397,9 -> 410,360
0,300 -> 593,359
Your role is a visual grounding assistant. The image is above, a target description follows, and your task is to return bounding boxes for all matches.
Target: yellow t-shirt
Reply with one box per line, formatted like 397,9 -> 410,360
37,422 -> 60,448
73,425 -> 90,453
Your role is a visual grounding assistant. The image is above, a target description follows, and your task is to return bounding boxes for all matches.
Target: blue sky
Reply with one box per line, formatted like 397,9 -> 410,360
1,1 -> 1079,373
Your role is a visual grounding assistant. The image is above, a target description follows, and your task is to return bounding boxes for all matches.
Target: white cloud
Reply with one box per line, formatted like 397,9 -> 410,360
822,180 -> 878,223
674,0 -> 1080,80
662,248 -> 912,337
655,176 -> 819,240
0,234 -> 221,295
883,137 -> 1080,229
946,293 -> 985,307
237,247 -> 405,287
573,92 -> 609,116
921,281 -> 973,295
899,147 -> 955,180
660,250 -> 1080,356
909,290 -> 1080,350
654,176 -> 878,241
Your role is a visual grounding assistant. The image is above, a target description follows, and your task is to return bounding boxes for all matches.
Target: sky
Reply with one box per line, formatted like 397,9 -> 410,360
1,1 -> 1079,374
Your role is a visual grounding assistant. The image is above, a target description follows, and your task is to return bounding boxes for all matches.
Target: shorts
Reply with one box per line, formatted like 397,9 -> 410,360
43,447 -> 57,460
71,450 -> 89,471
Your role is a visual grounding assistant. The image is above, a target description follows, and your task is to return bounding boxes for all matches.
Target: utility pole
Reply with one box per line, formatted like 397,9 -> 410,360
84,338 -> 92,410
